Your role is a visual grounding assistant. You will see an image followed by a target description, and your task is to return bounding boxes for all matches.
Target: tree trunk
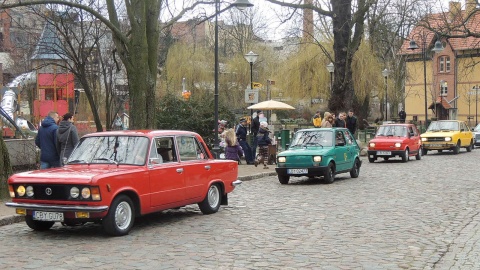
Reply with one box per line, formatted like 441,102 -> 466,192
0,135 -> 13,198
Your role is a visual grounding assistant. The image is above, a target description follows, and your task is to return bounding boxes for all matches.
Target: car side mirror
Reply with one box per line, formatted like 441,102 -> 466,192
461,129 -> 465,132
149,157 -> 162,165
285,144 -> 289,150
409,132 -> 415,137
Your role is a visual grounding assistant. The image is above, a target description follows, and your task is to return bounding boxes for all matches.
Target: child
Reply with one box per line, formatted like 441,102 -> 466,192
224,129 -> 244,162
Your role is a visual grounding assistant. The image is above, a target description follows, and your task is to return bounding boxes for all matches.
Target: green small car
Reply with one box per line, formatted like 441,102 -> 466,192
275,128 -> 362,184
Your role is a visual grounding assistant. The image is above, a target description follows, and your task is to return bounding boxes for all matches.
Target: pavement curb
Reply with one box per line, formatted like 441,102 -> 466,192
238,171 -> 277,181
0,214 -> 23,226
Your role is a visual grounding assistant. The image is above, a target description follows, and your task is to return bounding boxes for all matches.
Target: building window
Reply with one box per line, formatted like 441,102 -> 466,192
439,56 -> 450,72
440,84 -> 448,96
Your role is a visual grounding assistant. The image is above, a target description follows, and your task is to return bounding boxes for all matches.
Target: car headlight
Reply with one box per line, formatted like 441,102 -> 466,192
17,185 -> 25,197
395,142 -> 401,148
26,186 -> 34,197
445,137 -> 452,141
278,156 -> 286,163
81,187 -> 91,199
313,156 -> 322,162
421,137 -> 427,142
369,142 -> 375,148
70,187 -> 80,198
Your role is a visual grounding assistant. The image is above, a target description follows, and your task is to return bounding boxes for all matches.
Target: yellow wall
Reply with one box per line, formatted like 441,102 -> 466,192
404,60 -> 434,123
457,57 -> 480,126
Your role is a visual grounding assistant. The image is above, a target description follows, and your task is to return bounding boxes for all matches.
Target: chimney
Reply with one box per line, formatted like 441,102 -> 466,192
303,0 -> 313,43
466,0 -> 477,17
449,1 -> 462,21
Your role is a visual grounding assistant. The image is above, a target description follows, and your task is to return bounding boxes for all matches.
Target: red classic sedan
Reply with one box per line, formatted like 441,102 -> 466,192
6,130 -> 241,236
367,123 -> 422,163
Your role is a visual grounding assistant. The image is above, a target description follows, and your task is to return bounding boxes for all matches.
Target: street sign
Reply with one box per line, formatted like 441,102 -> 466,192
245,89 -> 259,103
253,82 -> 263,88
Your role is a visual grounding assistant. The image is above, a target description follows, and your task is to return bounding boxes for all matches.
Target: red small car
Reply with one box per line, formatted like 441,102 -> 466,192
6,130 -> 241,236
367,123 -> 422,163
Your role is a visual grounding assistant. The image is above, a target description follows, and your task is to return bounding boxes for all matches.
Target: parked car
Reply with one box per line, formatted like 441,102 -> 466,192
6,130 -> 241,236
471,123 -> 480,148
275,128 -> 362,184
367,123 -> 422,163
420,120 -> 474,155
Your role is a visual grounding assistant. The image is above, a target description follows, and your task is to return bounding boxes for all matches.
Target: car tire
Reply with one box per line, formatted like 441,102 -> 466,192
25,215 -> 55,231
422,148 -> 428,155
466,141 -> 473,152
350,158 -> 360,178
278,175 -> 290,184
401,148 -> 409,162
198,184 -> 222,214
415,150 -> 421,160
103,194 -> 135,236
368,157 -> 375,163
437,150 -> 443,153
383,157 -> 389,161
323,162 -> 335,184
453,141 -> 460,154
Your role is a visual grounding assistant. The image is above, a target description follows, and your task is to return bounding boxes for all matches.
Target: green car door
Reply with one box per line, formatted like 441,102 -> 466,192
334,130 -> 350,171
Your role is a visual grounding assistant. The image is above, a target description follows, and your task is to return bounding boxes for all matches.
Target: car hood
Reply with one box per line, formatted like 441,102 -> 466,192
8,164 -> 143,185
278,146 -> 334,156
369,136 -> 407,143
421,131 -> 460,137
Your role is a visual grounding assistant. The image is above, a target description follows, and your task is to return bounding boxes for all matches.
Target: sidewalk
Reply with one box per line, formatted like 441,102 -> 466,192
0,163 -> 277,226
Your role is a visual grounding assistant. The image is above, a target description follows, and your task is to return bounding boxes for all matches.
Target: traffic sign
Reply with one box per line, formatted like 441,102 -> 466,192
253,82 -> 263,88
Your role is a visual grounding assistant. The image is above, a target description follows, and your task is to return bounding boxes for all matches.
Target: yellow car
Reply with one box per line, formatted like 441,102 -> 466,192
420,120 -> 474,155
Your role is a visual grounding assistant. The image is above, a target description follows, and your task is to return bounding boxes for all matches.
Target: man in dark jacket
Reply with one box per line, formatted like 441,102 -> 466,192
334,112 -> 346,128
56,112 -> 80,165
251,110 -> 262,161
235,118 -> 254,164
345,109 -> 357,135
35,111 -> 60,169
398,109 -> 407,123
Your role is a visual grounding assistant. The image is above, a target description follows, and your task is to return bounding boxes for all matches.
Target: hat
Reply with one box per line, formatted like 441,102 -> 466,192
260,121 -> 268,128
256,110 -> 262,114
239,118 -> 247,123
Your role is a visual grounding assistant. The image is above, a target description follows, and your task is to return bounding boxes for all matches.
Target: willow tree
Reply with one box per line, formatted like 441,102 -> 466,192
0,0 -> 201,129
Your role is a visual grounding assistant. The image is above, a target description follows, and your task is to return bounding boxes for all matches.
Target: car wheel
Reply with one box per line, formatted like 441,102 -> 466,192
103,194 -> 135,236
383,157 -> 389,161
415,150 -> 421,160
437,150 -> 443,153
422,148 -> 428,155
453,141 -> 460,154
278,175 -> 290,184
350,158 -> 360,178
401,148 -> 409,162
25,216 -> 55,231
368,156 -> 375,163
323,162 -> 335,184
198,184 -> 222,214
466,141 -> 473,152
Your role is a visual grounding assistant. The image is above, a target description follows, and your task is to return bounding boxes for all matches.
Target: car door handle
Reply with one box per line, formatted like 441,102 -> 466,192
176,168 -> 184,173
204,165 -> 211,170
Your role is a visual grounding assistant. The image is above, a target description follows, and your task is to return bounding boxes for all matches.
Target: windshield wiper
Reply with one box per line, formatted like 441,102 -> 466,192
68,159 -> 89,164
304,142 -> 323,148
91,158 -> 118,165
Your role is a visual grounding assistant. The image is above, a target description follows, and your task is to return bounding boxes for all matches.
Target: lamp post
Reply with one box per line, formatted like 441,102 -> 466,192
326,62 -> 334,93
382,68 -> 389,121
474,85 -> 479,126
407,33 -> 444,129
213,0 -> 253,158
244,50 -> 259,123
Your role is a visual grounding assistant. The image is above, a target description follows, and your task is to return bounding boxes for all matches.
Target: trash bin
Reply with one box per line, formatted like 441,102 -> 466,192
280,129 -> 290,150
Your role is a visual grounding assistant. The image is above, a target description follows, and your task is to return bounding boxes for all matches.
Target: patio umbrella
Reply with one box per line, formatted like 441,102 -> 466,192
247,99 -> 295,110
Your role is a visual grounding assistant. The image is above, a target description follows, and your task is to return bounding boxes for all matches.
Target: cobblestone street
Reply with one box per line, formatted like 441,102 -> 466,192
1,149 -> 480,269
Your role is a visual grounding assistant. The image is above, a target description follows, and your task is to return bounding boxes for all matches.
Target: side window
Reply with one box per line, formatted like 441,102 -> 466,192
335,131 -> 346,146
343,131 -> 353,145
148,140 -> 162,165
408,127 -> 414,136
155,137 -> 177,163
177,136 -> 207,161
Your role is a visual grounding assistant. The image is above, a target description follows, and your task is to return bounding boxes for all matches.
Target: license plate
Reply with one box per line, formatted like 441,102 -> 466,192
33,211 -> 64,222
428,144 -> 443,147
377,151 -> 391,156
288,168 -> 308,174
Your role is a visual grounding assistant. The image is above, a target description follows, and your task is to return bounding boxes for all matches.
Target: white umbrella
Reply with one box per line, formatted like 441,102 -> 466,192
247,99 -> 295,110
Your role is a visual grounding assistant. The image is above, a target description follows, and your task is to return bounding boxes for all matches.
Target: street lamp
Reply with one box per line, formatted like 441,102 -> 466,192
407,33 -> 444,129
326,62 -> 334,93
213,0 -> 253,158
382,68 -> 389,121
473,85 -> 479,126
244,50 -> 259,122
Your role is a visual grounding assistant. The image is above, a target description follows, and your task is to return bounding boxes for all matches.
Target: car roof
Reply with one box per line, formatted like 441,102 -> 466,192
297,128 -> 348,132
82,130 -> 200,138
380,123 -> 414,127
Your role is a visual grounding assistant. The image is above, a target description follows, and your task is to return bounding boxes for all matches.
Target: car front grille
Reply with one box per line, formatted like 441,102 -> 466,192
427,137 -> 447,142
475,134 -> 480,141
13,184 -> 69,200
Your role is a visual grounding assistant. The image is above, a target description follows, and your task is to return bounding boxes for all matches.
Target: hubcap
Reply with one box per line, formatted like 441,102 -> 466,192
115,201 -> 132,230
208,186 -> 220,208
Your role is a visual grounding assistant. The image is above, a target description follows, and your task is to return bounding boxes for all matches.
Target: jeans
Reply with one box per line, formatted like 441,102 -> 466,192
238,140 -> 253,163
40,160 -> 61,169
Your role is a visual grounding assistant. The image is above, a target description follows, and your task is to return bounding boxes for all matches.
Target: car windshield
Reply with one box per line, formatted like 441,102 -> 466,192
427,121 -> 459,131
473,124 -> 480,132
290,130 -> 333,147
67,136 -> 150,165
376,125 -> 407,137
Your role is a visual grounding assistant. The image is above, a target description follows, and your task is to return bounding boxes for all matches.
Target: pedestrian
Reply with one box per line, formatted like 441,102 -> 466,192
251,110 -> 262,161
334,112 -> 346,128
345,109 -> 358,135
223,128 -> 244,163
312,111 -> 322,127
235,118 -> 254,165
56,112 -> 80,166
321,112 -> 331,127
398,108 -> 407,123
254,121 -> 272,169
35,111 -> 61,169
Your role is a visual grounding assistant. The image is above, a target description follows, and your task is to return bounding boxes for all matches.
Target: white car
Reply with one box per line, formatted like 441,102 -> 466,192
472,124 -> 480,148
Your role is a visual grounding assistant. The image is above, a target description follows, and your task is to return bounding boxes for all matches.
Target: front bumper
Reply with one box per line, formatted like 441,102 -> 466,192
5,202 -> 108,213
367,150 -> 406,158
422,142 -> 455,150
276,166 -> 329,177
